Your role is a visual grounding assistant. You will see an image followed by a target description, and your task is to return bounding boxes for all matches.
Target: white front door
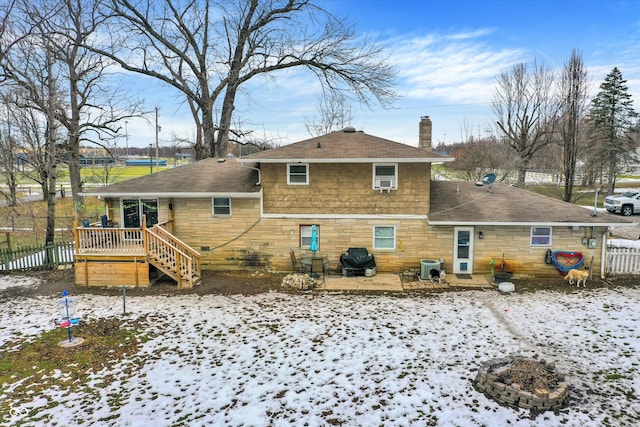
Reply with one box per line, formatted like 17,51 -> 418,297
453,227 -> 474,274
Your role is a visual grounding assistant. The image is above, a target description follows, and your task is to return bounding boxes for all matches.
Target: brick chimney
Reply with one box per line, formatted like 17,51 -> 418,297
419,116 -> 432,151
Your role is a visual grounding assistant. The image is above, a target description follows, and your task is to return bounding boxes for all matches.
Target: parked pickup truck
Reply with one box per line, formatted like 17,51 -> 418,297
604,191 -> 640,216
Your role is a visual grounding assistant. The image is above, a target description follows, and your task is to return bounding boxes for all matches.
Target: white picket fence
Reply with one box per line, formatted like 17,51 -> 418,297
606,246 -> 640,276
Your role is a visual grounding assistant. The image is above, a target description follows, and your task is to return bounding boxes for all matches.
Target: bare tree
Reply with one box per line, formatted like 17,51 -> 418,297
2,40 -> 64,247
303,92 -> 353,136
0,91 -> 20,206
2,0 -> 145,205
30,0 -> 144,205
492,60 -> 557,186
92,0 -> 396,159
449,136 -> 517,182
0,0 -> 49,79
556,49 -> 589,202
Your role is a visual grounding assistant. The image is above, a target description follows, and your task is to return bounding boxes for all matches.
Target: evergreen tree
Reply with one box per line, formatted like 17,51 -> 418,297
588,67 -> 638,193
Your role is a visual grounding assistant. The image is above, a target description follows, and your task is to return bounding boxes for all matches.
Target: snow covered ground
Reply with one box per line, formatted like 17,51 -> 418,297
1,275 -> 639,426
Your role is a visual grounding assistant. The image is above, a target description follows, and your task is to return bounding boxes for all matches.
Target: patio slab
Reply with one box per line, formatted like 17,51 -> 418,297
319,273 -> 403,291
316,273 -> 493,292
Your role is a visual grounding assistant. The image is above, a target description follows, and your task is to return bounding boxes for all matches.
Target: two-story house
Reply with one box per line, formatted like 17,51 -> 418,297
77,117 -> 633,287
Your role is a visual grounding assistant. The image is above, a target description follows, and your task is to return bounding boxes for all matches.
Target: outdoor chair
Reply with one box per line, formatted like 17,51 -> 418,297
101,215 -> 112,228
290,250 -> 305,273
311,257 -> 326,283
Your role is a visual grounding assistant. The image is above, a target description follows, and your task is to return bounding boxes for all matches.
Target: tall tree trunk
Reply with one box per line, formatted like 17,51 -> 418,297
45,45 -> 57,248
515,155 -> 530,186
68,135 -> 83,206
200,103 -> 216,160
215,84 -> 238,158
607,160 -> 616,194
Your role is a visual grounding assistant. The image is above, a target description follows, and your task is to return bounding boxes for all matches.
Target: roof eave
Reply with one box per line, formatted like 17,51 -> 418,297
237,157 -> 454,163
79,191 -> 261,198
427,220 -> 635,227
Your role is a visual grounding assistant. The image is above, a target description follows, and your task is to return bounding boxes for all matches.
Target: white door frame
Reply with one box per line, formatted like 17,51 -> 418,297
453,226 -> 474,274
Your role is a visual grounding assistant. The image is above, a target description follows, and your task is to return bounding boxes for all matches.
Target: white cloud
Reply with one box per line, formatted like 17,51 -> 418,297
390,32 -> 525,104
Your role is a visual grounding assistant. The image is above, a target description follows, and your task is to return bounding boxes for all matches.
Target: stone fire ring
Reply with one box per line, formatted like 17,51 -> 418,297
473,357 -> 569,412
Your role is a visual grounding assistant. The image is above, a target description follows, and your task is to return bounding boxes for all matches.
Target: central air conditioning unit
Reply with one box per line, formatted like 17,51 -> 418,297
377,179 -> 394,192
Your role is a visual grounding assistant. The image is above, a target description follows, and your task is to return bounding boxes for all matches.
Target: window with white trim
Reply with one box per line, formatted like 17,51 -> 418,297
212,197 -> 231,216
373,163 -> 397,190
288,163 -> 308,185
531,226 -> 552,246
300,224 -> 319,249
374,225 -> 396,250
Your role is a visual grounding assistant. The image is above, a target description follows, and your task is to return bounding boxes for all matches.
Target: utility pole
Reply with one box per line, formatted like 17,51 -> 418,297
124,120 -> 129,158
149,143 -> 153,174
155,107 -> 160,171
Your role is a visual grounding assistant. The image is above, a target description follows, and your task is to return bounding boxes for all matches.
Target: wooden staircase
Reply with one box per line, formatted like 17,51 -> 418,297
146,225 -> 201,288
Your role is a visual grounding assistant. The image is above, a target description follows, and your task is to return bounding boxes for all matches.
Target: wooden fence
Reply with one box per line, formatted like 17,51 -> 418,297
606,245 -> 640,276
0,242 -> 75,272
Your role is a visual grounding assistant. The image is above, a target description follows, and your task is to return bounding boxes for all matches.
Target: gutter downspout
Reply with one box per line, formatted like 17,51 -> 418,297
242,163 -> 261,186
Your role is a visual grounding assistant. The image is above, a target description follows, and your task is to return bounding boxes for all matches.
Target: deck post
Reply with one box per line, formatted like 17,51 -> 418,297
73,216 -> 79,256
142,215 -> 148,255
176,251 -> 182,288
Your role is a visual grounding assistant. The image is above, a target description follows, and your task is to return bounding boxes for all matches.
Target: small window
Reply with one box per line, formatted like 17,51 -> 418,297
374,225 -> 396,250
531,226 -> 552,246
373,164 -> 397,190
288,163 -> 308,185
300,224 -> 319,249
213,197 -> 231,216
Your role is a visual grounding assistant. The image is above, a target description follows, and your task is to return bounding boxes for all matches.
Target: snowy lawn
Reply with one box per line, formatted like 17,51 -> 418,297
1,276 -> 639,426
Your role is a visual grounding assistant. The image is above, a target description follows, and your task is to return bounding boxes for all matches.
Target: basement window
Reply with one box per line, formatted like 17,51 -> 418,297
374,225 -> 396,250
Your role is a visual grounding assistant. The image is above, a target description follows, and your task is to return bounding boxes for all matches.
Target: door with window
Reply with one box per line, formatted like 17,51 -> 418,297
453,227 -> 474,274
122,199 -> 158,228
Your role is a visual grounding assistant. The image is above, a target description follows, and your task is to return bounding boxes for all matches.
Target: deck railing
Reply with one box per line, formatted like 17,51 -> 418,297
146,228 -> 196,288
150,225 -> 201,277
76,227 -> 145,254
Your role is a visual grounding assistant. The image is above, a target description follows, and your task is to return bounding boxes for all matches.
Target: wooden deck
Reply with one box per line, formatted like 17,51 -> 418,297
73,219 -> 201,288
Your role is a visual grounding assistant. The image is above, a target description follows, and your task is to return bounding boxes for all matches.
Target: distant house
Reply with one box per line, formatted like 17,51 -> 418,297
174,152 -> 194,161
78,117 -> 633,287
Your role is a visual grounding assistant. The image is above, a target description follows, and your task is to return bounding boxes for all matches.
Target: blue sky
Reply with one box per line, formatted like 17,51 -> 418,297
120,0 -> 640,150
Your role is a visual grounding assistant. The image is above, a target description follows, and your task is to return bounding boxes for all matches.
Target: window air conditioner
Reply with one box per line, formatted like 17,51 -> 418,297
377,179 -> 393,192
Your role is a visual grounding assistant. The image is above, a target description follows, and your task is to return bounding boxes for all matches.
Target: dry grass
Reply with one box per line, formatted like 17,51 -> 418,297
0,197 -> 104,248
0,316 -> 151,421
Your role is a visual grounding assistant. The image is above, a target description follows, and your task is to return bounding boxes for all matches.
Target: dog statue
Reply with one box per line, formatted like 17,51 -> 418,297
564,268 -> 589,287
429,268 -> 446,284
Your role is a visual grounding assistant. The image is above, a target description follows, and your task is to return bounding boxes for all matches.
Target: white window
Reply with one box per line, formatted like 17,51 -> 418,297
531,226 -> 552,246
374,225 -> 396,250
288,163 -> 309,185
212,197 -> 231,216
300,224 -> 319,249
373,163 -> 397,190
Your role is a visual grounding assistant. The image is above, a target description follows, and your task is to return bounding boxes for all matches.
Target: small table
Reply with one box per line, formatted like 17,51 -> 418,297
300,257 -> 329,276
300,257 -> 329,268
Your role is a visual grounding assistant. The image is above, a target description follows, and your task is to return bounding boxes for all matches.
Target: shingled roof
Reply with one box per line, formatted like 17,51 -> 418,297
81,158 -> 260,198
429,181 -> 634,226
237,127 -> 453,163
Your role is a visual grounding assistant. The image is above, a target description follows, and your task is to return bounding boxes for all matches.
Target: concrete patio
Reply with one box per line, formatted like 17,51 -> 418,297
316,273 -> 493,292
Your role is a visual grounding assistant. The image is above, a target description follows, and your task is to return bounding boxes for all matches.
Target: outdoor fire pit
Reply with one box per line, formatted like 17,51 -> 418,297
474,357 -> 569,412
